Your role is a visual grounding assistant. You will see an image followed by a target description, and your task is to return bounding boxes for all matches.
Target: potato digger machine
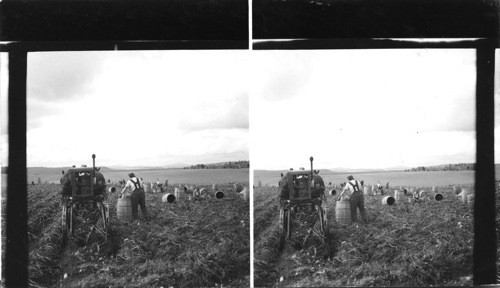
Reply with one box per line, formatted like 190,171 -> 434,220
278,157 -> 328,249
60,154 -> 110,244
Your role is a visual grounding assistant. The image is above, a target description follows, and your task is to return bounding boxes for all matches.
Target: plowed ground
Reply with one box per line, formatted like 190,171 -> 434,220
253,184 -> 494,287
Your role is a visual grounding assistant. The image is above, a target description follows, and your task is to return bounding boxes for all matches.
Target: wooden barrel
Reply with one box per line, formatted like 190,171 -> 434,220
215,191 -> 224,199
467,194 -> 474,211
340,195 -> 351,201
434,193 -> 443,201
162,193 -> 176,203
175,188 -> 185,201
117,196 -> 133,221
335,200 -> 351,224
419,190 -> 428,202
432,186 -> 438,194
239,187 -> 249,202
382,196 -> 395,206
394,190 -> 404,203
144,183 -> 151,193
212,184 -> 219,191
363,186 -> 372,196
234,183 -> 244,193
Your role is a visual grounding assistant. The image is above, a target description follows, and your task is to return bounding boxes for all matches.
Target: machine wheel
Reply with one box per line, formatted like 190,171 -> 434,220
69,205 -> 75,237
62,205 -> 68,244
317,204 -> 326,234
285,209 -> 291,239
278,208 -> 286,250
323,207 -> 328,230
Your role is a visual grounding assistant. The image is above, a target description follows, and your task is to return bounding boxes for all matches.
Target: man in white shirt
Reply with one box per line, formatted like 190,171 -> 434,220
339,175 -> 368,223
120,172 -> 149,220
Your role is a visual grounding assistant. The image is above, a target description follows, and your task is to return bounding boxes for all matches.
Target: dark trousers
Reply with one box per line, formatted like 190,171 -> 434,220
131,189 -> 148,220
350,191 -> 367,222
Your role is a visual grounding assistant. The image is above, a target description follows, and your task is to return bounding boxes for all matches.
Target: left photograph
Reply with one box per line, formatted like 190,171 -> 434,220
1,50 -> 250,287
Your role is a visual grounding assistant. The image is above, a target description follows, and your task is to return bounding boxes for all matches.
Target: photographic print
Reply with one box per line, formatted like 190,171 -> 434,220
251,49 -> 479,286
1,50 -> 250,287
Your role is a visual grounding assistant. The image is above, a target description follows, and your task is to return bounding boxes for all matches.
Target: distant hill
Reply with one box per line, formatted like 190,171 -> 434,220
404,163 -> 475,172
183,161 -> 249,170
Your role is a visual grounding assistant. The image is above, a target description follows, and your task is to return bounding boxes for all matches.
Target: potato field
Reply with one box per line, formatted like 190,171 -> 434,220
2,181 -> 250,287
254,182 -> 500,287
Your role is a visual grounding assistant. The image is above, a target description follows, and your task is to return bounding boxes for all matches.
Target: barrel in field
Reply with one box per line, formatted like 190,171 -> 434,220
432,186 -> 438,193
144,183 -> 152,193
382,196 -> 395,206
363,186 -> 372,196
394,190 -> 404,203
215,191 -> 224,199
434,193 -> 443,201
335,200 -> 351,224
162,193 -> 176,203
212,184 -> 219,191
419,190 -> 428,202
234,183 -> 244,193
175,187 -> 185,200
117,196 -> 133,221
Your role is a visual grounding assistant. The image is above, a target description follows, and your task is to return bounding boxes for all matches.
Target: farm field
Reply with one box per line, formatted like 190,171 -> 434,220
254,183 -> 500,287
255,169 -> 478,187
26,168 -> 249,186
2,180 -> 250,287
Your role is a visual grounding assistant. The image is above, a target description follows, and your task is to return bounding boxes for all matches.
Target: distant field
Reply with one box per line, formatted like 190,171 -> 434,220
25,168 -> 249,186
255,170 -> 480,187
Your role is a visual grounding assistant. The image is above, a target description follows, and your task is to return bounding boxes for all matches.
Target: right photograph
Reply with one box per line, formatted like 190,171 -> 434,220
252,49 -> 476,287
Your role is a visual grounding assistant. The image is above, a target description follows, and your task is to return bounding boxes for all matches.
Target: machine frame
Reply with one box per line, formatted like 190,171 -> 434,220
278,157 -> 328,249
61,154 -> 109,244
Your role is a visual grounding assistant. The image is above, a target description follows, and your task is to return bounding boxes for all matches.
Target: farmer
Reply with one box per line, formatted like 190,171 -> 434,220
339,175 -> 368,223
377,181 -> 384,195
311,170 -> 325,200
120,172 -> 149,220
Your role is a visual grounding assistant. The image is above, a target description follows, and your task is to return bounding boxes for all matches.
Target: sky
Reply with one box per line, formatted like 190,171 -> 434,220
1,49 -> 499,169
1,51 -> 249,167
251,49 -> 486,170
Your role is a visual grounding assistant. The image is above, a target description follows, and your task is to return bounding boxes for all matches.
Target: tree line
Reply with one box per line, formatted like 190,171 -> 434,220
183,161 -> 249,170
405,163 -> 475,172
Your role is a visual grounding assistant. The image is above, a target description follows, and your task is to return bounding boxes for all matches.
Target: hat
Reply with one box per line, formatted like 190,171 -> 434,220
347,175 -> 354,180
128,172 -> 135,178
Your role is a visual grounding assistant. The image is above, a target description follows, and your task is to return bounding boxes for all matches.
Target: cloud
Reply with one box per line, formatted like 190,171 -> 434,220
28,52 -> 109,102
178,93 -> 248,131
27,98 -> 66,131
252,51 -> 311,102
